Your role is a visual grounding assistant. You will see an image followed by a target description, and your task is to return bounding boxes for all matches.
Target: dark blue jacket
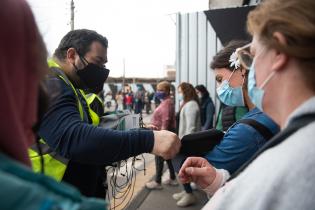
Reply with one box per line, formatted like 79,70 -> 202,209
200,96 -> 215,130
39,71 -> 154,197
204,108 -> 279,174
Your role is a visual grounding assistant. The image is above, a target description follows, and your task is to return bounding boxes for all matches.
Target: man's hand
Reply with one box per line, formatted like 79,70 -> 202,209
178,157 -> 216,189
152,130 -> 180,159
145,124 -> 159,130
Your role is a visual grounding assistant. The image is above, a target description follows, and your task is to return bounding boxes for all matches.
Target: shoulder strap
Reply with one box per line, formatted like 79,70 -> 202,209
229,113 -> 315,180
238,118 -> 274,141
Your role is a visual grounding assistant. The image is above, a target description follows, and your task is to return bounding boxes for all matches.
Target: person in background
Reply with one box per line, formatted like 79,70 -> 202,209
145,81 -> 178,190
125,90 -> 133,112
177,82 -> 201,139
134,87 -> 144,114
195,85 -> 215,130
104,91 -> 113,111
154,90 -> 161,107
0,0 -> 106,209
115,90 -> 124,111
179,0 -> 315,209
144,90 -> 151,114
172,82 -> 201,207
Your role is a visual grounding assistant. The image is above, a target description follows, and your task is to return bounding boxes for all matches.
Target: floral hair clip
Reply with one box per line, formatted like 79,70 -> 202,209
229,51 -> 241,70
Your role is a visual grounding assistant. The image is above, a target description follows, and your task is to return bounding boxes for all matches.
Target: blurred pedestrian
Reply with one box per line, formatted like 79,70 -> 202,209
195,85 -> 215,130
173,82 -> 201,207
146,81 -> 177,190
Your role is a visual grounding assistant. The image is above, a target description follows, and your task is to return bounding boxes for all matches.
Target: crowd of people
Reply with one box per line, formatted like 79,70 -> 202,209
113,89 -> 155,114
1,0 -> 315,209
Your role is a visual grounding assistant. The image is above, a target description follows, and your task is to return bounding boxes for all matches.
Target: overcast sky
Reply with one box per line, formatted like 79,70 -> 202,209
27,0 -> 208,78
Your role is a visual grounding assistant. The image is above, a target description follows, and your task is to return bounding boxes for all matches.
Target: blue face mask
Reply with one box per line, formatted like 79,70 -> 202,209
178,93 -> 183,101
216,71 -> 245,107
155,91 -> 167,100
248,62 -> 276,111
248,64 -> 264,110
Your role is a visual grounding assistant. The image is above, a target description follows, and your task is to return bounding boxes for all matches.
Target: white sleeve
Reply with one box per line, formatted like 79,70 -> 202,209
202,168 -> 230,197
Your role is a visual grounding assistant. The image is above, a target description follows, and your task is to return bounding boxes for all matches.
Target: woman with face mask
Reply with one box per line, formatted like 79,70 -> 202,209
177,82 -> 202,139
214,40 -> 254,133
179,0 -> 315,209
203,40 -> 280,174
0,0 -> 108,209
172,82 -> 201,207
174,41 -> 279,208
145,81 -> 178,190
195,85 -> 215,130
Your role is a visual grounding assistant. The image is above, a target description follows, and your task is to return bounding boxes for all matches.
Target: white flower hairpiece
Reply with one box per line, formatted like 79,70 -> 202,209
229,51 -> 241,70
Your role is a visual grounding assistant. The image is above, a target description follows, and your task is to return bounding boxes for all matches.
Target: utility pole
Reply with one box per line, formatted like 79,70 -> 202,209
122,58 -> 126,92
70,0 -> 75,31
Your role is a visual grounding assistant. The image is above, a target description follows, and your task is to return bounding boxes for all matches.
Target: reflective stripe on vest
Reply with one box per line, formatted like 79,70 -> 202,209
79,90 -> 101,126
29,59 -> 85,181
28,141 -> 68,182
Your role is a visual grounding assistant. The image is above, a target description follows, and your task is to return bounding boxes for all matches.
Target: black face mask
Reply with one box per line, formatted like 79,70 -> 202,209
74,56 -> 110,94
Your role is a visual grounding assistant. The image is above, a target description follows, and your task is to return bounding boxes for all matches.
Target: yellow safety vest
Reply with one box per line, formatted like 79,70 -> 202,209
29,59 -> 99,181
79,90 -> 104,126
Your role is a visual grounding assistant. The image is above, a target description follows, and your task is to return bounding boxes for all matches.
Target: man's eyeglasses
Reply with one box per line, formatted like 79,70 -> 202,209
236,43 -> 253,70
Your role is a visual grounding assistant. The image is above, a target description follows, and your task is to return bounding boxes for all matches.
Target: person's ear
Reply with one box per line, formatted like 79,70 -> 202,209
271,32 -> 289,72
66,48 -> 76,64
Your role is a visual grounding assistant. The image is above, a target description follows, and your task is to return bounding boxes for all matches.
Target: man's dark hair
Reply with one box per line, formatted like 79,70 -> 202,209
210,40 -> 249,72
54,29 -> 108,60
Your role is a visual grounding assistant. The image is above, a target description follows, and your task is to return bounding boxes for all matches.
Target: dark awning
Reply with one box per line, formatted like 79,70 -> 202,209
204,6 -> 256,45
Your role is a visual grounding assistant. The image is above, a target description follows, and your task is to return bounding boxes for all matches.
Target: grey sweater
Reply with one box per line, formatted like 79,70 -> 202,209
203,96 -> 315,210
178,100 -> 201,139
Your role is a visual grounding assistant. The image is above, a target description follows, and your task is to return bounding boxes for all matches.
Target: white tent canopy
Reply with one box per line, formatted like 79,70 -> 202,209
103,83 -> 112,93
143,83 -> 155,93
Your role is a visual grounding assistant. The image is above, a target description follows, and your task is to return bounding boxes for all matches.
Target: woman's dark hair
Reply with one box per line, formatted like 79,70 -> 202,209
210,40 -> 249,72
195,85 -> 209,98
54,29 -> 108,60
178,82 -> 199,104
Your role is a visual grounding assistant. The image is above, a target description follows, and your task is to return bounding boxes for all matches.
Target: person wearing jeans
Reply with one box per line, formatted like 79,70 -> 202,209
172,82 -> 201,207
146,81 -> 178,189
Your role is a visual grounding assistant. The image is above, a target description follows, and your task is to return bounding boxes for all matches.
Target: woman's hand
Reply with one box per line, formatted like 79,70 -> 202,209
178,157 -> 217,189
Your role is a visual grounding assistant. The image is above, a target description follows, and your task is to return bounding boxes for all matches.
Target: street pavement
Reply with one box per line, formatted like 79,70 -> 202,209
106,111 -> 208,210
